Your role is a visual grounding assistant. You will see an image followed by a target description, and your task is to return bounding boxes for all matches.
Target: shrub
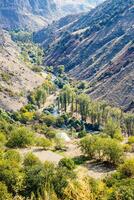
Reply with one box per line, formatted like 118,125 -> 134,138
24,165 -> 45,196
32,66 -> 42,72
0,119 -> 15,135
0,132 -> 6,147
36,138 -> 52,150
123,144 -> 132,152
119,159 -> 134,178
77,81 -> 87,90
108,179 -> 134,200
128,136 -> 134,144
79,136 -> 98,158
128,136 -> 134,152
7,127 -> 34,148
40,114 -> 56,126
59,158 -> 75,170
104,118 -> 123,140
78,130 -> 87,138
23,153 -> 41,167
56,116 -> 65,127
104,139 -> 124,165
45,129 -> 56,139
63,178 -> 92,200
53,166 -> 76,198
54,138 -> 66,151
4,150 -> 21,163
0,182 -> 12,200
24,162 -> 55,196
0,160 -> 24,194
20,112 -> 35,123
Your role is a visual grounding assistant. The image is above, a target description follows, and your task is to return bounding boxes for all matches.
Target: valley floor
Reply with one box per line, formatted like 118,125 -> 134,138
18,138 -> 118,179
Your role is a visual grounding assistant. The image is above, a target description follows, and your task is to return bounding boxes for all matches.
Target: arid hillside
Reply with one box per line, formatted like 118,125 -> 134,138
0,31 -> 44,111
88,45 -> 134,111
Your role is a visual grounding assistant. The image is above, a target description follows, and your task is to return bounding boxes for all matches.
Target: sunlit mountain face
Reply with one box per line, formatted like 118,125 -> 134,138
54,0 -> 105,15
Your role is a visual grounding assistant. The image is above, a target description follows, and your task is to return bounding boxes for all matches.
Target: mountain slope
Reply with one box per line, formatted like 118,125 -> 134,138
88,45 -> 134,111
0,0 -> 56,30
0,0 -> 104,31
34,0 -> 134,110
0,31 -> 44,111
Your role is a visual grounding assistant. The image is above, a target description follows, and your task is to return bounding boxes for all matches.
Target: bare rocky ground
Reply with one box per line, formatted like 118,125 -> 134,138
0,31 -> 45,111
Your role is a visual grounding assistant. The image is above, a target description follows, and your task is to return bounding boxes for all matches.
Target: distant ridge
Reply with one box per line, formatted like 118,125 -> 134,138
0,0 -> 103,31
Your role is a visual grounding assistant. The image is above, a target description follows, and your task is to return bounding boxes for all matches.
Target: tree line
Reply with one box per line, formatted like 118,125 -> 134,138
57,85 -> 134,136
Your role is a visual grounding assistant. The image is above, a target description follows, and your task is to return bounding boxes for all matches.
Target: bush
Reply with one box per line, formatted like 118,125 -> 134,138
78,130 -> 87,138
56,116 -> 65,127
0,160 -> 24,194
24,162 -> 55,196
0,182 -> 12,200
119,159 -> 134,178
36,138 -> 52,150
123,144 -> 132,152
0,132 -> 6,147
79,136 -> 99,158
24,164 -> 45,196
104,139 -> 124,165
45,129 -> 56,139
63,179 -> 92,200
23,153 -> 41,167
59,158 -> 75,170
7,127 -> 34,148
53,166 -> 76,198
20,112 -> 35,123
72,156 -> 87,165
54,138 -> 66,151
4,150 -> 21,163
0,119 -> 15,135
79,135 -> 124,165
128,136 -> 134,152
128,136 -> 134,144
40,114 -> 56,126
77,81 -> 87,90
104,119 -> 123,140
108,179 -> 134,200
32,66 -> 42,72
